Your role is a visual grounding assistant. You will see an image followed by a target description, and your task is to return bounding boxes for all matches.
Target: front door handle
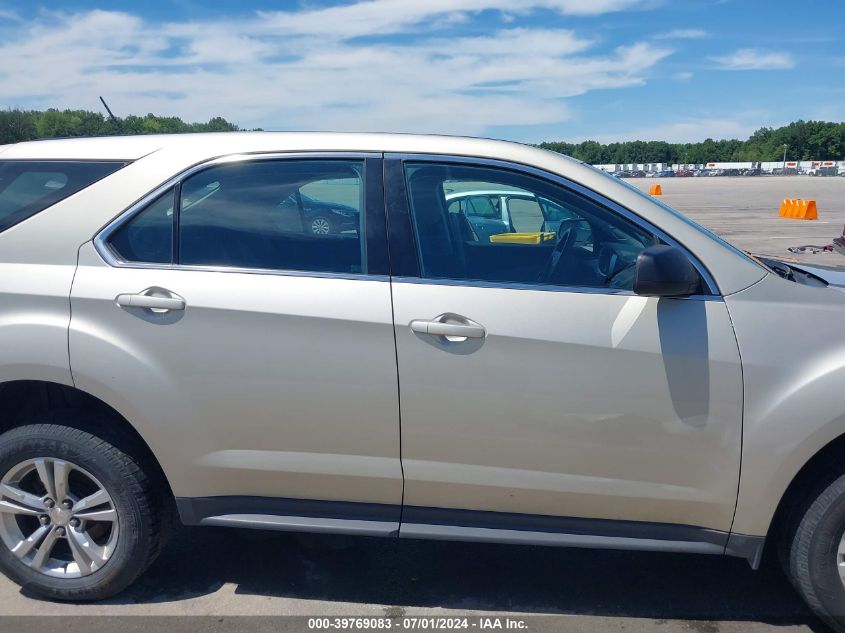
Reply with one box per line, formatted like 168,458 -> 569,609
409,315 -> 486,339
116,290 -> 185,311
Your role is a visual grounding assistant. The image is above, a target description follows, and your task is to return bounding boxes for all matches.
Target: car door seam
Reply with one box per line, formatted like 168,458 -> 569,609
381,155 -> 406,535
67,241 -> 84,389
722,295 -> 747,549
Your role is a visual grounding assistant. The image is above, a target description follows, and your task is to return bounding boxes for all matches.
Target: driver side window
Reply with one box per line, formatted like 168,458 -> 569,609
404,162 -> 655,290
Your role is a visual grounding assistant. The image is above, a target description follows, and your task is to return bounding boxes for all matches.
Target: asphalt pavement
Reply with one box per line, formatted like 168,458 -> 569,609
0,525 -> 827,631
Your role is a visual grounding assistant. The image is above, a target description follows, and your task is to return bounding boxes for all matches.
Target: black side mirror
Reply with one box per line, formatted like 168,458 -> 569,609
634,245 -> 701,297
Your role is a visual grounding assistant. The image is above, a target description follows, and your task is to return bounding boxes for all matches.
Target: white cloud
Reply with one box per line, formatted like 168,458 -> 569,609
0,3 -> 669,136
655,28 -> 707,39
256,0 -> 652,38
673,71 -> 693,81
710,48 -> 795,70
424,28 -> 595,58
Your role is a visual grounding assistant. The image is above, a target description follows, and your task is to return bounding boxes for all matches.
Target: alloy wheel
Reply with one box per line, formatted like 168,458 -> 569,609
0,458 -> 119,578
310,217 -> 331,235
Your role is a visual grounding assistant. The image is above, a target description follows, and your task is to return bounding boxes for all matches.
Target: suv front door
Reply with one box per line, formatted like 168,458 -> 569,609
386,156 -> 743,547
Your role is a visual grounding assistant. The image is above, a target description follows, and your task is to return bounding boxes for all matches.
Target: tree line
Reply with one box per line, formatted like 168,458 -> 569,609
1,109 -> 843,164
539,120 -> 845,164
0,108 -> 241,145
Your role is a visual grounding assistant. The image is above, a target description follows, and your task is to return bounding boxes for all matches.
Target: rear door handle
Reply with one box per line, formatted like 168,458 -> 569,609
409,316 -> 486,339
116,290 -> 185,311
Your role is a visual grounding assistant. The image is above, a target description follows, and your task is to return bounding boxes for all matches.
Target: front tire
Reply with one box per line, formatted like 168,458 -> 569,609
785,472 -> 845,631
0,418 -> 164,600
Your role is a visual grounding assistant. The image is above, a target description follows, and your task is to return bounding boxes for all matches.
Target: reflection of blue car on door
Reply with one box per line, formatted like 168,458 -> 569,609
280,192 -> 360,235
444,189 -> 579,242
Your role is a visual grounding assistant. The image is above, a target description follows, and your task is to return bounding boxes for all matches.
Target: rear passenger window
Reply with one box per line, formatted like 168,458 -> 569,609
179,160 -> 365,274
107,189 -> 174,264
404,162 -> 655,290
0,161 -> 124,233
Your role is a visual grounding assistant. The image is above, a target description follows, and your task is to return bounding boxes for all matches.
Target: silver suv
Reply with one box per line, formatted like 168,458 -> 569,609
0,133 -> 844,629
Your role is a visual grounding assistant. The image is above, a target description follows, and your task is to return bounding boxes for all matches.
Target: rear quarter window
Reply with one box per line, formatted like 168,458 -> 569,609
0,161 -> 125,232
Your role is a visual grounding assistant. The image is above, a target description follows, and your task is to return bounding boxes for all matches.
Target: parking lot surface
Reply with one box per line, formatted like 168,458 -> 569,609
2,175 -> 844,632
629,175 -> 845,266
0,526 -> 823,631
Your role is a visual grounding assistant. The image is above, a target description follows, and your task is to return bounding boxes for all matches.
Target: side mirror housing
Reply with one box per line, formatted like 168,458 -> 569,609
634,245 -> 701,297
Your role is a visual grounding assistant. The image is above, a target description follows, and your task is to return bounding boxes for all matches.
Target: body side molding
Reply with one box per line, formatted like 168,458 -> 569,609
177,496 -> 765,566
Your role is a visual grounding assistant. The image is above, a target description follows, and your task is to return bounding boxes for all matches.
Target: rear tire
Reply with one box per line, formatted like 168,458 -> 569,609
785,472 -> 845,632
0,416 -> 165,600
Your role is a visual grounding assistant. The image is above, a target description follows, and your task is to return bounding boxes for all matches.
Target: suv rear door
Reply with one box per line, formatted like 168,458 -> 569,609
69,154 -> 403,533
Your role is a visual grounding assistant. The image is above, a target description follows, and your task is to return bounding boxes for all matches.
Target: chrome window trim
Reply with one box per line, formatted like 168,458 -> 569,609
385,152 -> 720,297
93,151 -> 382,281
391,276 -> 720,301
94,260 -> 390,283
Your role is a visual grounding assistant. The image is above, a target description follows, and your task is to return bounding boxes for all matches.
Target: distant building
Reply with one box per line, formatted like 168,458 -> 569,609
594,160 -> 845,173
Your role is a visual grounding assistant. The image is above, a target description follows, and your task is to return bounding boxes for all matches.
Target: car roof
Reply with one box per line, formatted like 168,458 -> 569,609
0,131 -> 579,165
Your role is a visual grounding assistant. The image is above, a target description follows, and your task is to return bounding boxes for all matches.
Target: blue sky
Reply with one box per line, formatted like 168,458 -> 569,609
0,1 -> 842,143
